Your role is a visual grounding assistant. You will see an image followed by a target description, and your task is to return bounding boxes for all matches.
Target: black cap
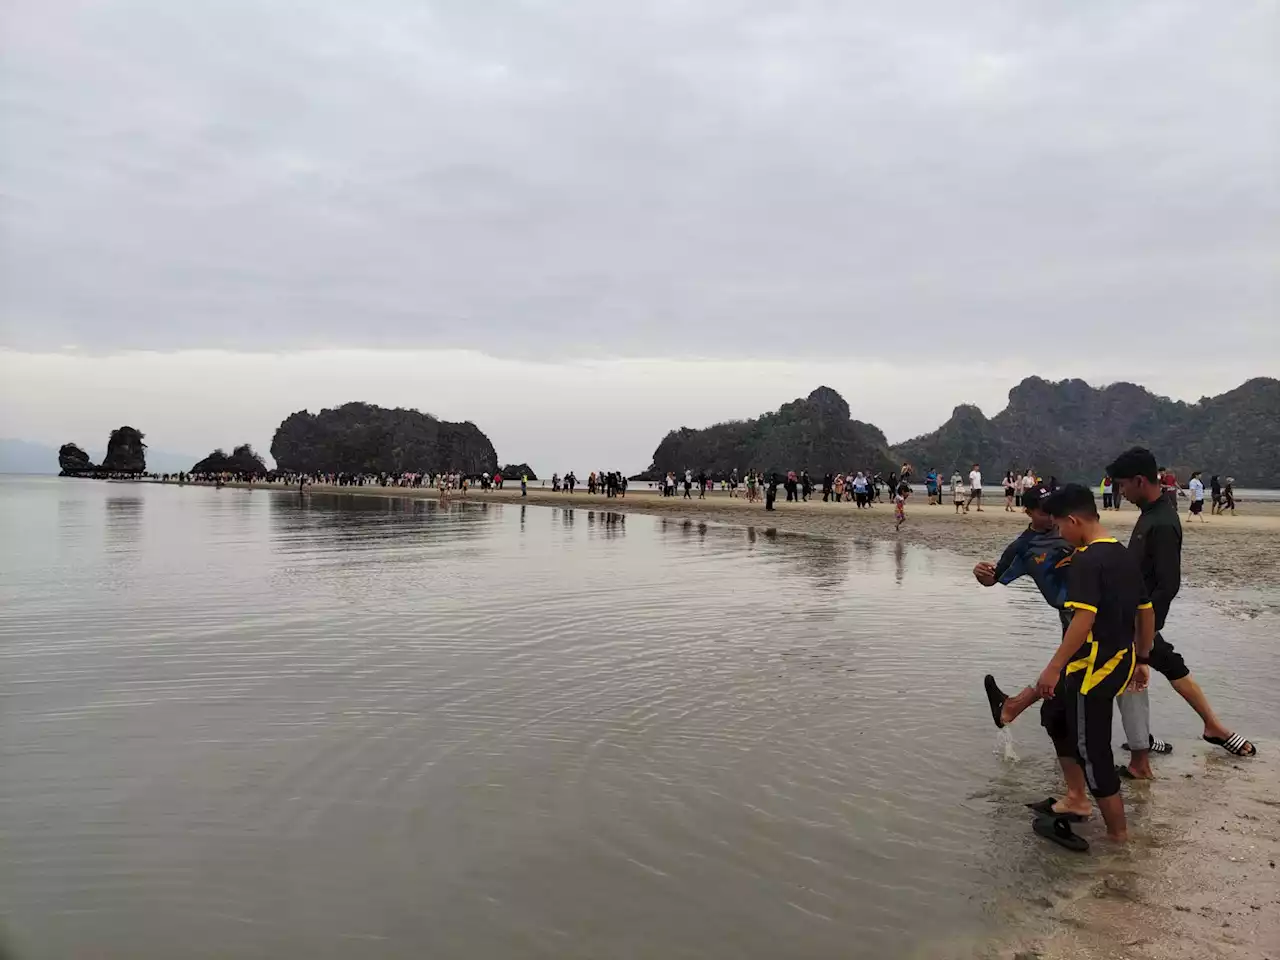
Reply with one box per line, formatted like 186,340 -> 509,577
1021,484 -> 1052,509
1041,483 -> 1099,518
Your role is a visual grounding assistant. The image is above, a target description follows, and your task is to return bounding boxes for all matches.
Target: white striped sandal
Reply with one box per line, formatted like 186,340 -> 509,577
1121,736 -> 1173,755
1203,733 -> 1257,757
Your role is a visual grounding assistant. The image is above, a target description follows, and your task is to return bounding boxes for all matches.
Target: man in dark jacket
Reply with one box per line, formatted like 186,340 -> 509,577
1110,447 -> 1255,773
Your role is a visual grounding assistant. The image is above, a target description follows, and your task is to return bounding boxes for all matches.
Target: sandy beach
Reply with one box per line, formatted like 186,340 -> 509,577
178,479 -> 1280,957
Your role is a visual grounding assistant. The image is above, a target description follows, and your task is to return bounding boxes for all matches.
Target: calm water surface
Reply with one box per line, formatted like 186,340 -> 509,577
2,477 -> 1277,960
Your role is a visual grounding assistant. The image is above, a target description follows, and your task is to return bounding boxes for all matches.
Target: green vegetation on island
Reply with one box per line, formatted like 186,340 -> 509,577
893,376 -> 1280,484
639,386 -> 897,479
191,444 -> 269,476
270,402 -> 498,476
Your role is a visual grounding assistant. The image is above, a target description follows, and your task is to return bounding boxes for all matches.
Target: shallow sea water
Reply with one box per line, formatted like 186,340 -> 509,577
1,477 -> 1276,959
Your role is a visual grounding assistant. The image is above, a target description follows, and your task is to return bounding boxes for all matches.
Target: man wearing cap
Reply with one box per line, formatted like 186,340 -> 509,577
972,483 -> 1072,622
1109,447 -> 1255,764
975,485 -> 1077,728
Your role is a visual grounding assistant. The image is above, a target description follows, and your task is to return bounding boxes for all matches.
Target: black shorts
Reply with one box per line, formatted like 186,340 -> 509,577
1041,644 -> 1134,799
1004,487 -> 1015,497
1148,632 -> 1189,682
1190,500 -> 1203,514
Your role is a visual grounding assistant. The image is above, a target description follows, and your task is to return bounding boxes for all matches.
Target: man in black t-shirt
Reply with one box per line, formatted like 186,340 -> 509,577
1108,448 -> 1256,768
1033,485 -> 1155,845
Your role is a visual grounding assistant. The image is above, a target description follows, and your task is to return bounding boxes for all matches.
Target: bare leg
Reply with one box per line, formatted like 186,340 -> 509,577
1001,685 -> 1040,725
1171,674 -> 1232,741
1096,793 -> 1128,842
1127,747 -> 1153,779
1056,759 -> 1092,817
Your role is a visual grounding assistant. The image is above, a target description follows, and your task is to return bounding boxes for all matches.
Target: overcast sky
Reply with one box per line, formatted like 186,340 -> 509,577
1,1 -> 1276,472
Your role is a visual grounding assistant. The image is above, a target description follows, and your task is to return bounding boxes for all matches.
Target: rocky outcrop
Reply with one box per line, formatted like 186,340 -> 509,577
498,463 -> 537,480
58,443 -> 95,475
893,376 -> 1280,484
191,444 -> 269,476
270,402 -> 498,475
639,386 -> 896,479
99,427 -> 147,474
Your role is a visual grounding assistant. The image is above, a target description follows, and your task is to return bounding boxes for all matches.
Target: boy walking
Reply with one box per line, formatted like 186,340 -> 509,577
1033,484 -> 1154,844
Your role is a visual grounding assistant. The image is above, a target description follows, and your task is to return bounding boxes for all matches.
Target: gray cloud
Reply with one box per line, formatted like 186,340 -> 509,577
1,1 -> 1276,361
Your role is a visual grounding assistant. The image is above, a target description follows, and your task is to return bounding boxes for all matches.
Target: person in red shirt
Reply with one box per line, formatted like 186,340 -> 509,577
1159,467 -> 1178,507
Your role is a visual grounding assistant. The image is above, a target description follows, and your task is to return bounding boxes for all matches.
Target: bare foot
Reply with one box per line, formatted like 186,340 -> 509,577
1053,797 -> 1092,818
1001,686 -> 1039,725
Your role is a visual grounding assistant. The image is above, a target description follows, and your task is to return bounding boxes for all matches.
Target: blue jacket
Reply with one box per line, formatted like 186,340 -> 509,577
994,525 -> 1073,629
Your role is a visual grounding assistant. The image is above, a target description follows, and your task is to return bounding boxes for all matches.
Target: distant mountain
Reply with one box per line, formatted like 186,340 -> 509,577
499,463 -> 538,480
271,402 -> 498,475
100,427 -> 147,474
893,376 -> 1280,485
638,386 -> 896,479
0,438 -> 196,475
191,444 -> 269,476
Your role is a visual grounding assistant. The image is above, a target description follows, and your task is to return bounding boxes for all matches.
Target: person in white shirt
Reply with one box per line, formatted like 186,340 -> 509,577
966,463 -> 983,512
1187,470 -> 1206,522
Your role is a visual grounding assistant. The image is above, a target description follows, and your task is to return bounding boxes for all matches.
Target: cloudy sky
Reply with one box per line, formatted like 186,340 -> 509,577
1,0 -> 1276,471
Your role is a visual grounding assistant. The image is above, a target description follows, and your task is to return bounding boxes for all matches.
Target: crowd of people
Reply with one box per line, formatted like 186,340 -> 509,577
977,446 -> 1255,853
167,458 -> 1243,532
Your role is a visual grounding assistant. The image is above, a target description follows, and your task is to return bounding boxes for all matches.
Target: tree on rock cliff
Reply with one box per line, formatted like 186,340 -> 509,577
100,427 -> 147,474
270,402 -> 498,475
191,444 -> 269,476
640,386 -> 896,478
58,443 -> 95,475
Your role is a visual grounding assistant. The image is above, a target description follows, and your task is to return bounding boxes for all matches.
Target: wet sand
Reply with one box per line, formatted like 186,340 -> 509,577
1001,752 -> 1280,960
182,480 -> 1280,957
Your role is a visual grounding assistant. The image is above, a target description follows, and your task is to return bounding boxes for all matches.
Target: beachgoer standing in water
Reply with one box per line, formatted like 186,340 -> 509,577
1034,485 -> 1152,843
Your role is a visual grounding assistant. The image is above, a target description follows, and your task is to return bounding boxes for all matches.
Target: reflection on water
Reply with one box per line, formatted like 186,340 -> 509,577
0,477 -> 1277,960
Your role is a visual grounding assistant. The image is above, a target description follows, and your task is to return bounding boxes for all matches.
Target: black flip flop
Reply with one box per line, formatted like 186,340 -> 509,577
1204,733 -> 1257,757
1026,797 -> 1087,822
1115,764 -> 1136,780
1032,814 -> 1089,852
984,675 -> 1007,729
